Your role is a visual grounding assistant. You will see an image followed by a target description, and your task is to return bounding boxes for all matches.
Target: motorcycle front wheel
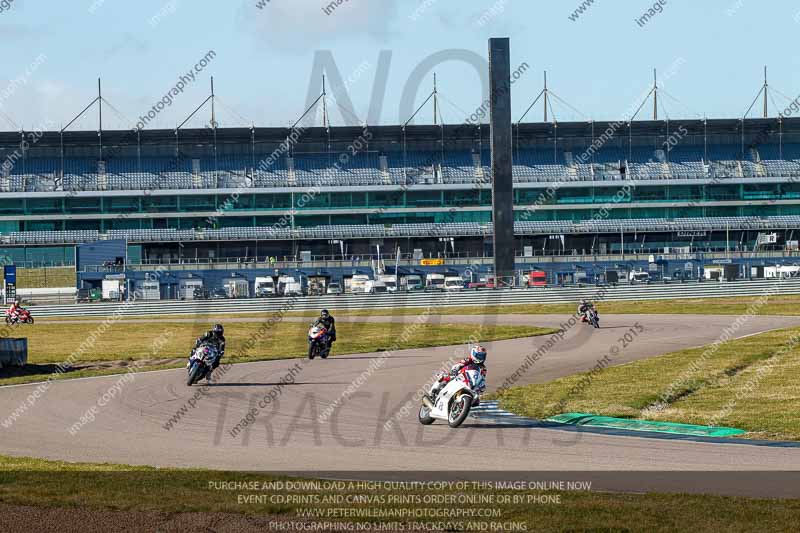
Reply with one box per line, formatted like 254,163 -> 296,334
307,344 -> 317,360
447,394 -> 473,428
187,363 -> 202,386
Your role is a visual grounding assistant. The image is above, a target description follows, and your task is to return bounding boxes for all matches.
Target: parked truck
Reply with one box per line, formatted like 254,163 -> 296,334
425,273 -> 446,291
379,274 -> 398,293
400,275 -> 423,292
277,275 -> 303,296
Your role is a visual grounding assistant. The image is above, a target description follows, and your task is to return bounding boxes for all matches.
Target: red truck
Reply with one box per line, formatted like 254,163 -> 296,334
527,270 -> 547,287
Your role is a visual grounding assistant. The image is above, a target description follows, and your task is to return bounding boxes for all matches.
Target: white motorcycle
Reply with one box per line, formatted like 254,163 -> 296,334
186,344 -> 219,386
419,366 -> 485,428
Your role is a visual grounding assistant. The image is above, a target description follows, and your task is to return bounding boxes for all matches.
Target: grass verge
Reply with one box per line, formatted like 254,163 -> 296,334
0,322 -> 555,386
494,326 -> 800,440
1,454 -> 799,532
37,293 -> 800,322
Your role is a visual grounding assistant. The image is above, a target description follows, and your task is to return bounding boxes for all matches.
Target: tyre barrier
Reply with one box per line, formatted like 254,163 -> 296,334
0,338 -> 28,368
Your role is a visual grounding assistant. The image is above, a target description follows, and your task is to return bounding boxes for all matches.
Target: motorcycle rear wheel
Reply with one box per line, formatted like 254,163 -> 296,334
26,317 -> 34,325
447,394 -> 473,428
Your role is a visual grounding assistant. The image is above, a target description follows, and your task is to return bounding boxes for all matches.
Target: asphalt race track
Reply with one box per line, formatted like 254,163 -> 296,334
2,314 -> 800,497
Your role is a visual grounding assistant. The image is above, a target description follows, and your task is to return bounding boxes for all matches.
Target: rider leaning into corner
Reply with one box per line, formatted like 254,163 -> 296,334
578,298 -> 594,321
188,323 -> 226,370
428,344 -> 487,405
312,309 -> 336,348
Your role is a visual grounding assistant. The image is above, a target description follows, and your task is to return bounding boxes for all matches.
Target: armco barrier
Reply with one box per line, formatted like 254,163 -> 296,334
28,278 -> 800,318
0,338 -> 28,368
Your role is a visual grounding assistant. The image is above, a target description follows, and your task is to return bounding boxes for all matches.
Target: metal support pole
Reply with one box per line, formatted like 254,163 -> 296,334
488,38 -> 515,284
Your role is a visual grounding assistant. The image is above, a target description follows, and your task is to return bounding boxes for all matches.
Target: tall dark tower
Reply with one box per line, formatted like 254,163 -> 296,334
488,38 -> 515,285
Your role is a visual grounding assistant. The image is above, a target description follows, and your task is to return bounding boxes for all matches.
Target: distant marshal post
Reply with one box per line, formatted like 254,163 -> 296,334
488,37 -> 515,286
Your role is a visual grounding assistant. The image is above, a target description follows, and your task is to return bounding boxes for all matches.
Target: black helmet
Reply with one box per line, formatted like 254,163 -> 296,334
212,324 -> 224,336
320,309 -> 329,319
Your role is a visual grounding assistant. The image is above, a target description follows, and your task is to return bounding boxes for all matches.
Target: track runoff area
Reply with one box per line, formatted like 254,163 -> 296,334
5,44 -> 800,533
4,310 -> 800,531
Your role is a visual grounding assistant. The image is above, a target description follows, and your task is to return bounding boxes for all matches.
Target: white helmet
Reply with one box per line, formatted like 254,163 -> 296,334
470,344 -> 487,364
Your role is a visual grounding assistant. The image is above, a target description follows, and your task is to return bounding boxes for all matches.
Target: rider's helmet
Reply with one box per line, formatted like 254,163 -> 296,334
581,299 -> 588,305
469,344 -> 487,365
320,309 -> 330,319
212,323 -> 224,337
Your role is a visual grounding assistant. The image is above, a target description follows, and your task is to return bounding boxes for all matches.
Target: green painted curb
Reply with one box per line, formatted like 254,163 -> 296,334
546,413 -> 745,437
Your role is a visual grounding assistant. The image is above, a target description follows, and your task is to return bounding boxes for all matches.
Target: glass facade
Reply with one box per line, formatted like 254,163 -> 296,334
5,185 -> 800,232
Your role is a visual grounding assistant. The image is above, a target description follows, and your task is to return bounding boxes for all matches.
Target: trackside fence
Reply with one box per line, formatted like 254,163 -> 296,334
27,278 -> 800,318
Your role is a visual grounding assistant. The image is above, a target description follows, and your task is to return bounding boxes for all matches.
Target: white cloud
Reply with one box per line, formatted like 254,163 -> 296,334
241,0 -> 401,52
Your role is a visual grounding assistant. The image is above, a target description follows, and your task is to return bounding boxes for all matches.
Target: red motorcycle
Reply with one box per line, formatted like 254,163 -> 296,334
5,308 -> 34,325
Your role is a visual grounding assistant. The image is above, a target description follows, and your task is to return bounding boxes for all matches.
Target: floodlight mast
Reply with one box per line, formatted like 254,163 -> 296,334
543,71 -> 548,123
433,73 -> 438,126
60,78 -> 105,177
98,78 -> 103,160
400,75 -> 438,184
212,77 -> 217,177
653,69 -> 658,121
516,71 -> 586,162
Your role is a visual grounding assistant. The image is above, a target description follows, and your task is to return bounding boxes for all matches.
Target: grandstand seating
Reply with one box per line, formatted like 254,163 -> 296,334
4,141 -> 800,194
4,216 -> 800,245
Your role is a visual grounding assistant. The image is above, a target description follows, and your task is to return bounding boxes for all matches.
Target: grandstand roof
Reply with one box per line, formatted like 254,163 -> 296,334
1,117 -> 799,150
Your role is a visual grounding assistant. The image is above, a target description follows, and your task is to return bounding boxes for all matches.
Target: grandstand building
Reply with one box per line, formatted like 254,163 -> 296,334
3,116 -> 800,288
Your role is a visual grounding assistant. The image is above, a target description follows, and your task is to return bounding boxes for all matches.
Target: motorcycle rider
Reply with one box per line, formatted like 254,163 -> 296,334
188,323 -> 226,370
312,309 -> 336,348
7,298 -> 25,323
578,299 -> 594,322
428,344 -> 488,401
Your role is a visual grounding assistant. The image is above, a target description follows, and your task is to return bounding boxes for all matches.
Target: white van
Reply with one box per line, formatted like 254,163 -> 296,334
255,276 -> 275,297
444,276 -> 464,291
350,275 -> 372,294
628,270 -> 650,283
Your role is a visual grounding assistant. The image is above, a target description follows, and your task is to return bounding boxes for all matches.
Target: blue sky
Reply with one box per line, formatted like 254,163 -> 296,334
0,0 -> 799,131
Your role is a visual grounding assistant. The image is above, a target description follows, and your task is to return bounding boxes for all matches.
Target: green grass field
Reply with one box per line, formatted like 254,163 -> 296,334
1,454 -> 798,532
38,293 -> 800,322
494,326 -> 800,441
311,293 -> 800,317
